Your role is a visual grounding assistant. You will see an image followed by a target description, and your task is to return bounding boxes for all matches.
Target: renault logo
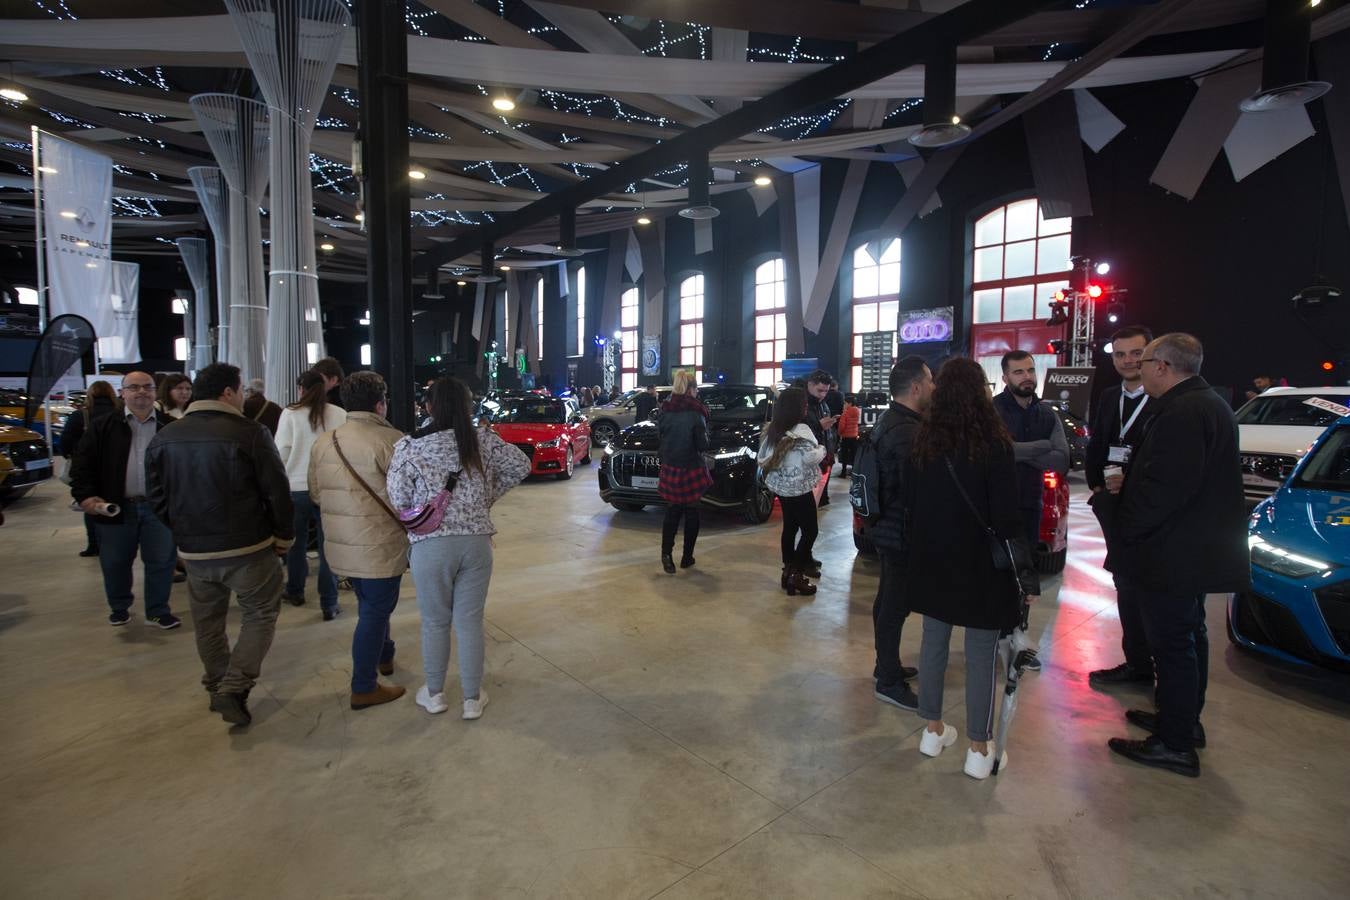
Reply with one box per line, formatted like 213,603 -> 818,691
74,207 -> 96,232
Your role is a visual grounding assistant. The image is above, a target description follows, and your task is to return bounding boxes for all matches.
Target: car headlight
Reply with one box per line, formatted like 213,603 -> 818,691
1249,534 -> 1335,579
536,438 -> 560,448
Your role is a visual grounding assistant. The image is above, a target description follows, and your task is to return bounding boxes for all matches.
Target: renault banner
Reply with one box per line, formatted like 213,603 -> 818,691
105,260 -> 141,363
38,134 -> 114,344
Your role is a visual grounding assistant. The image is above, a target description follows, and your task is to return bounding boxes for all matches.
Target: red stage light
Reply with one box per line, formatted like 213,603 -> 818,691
1087,284 -> 1104,299
1322,361 -> 1335,372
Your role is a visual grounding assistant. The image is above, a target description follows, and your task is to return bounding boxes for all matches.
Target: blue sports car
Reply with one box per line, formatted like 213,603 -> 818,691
1230,414 -> 1350,672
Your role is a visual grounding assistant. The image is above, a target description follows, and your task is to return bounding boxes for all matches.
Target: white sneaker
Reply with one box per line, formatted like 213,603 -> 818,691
964,747 -> 1008,780
462,689 -> 489,720
919,724 -> 958,757
415,685 -> 448,715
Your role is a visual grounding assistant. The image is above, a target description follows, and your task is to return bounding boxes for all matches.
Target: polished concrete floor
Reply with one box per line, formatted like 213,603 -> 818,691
1,466 -> 1348,899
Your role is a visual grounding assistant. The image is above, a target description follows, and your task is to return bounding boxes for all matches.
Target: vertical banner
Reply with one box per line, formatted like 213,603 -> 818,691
1044,368 -> 1096,420
24,314 -> 96,428
38,133 -> 113,342
105,260 -> 141,364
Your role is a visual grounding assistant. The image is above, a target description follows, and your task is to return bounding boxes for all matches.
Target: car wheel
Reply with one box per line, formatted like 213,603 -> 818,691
742,484 -> 774,524
590,420 -> 619,447
556,447 -> 574,480
612,501 -> 645,512
1035,547 -> 1067,574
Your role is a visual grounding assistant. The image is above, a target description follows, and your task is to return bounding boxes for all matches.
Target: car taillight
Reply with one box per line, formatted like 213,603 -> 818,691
1043,472 -> 1059,489
1074,425 -> 1088,437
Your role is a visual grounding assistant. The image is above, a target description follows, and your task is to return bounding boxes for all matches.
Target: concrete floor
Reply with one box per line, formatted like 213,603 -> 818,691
1,467 -> 1348,899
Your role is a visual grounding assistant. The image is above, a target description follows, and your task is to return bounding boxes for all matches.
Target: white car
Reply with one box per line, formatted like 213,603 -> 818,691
1235,386 -> 1350,505
585,387 -> 671,447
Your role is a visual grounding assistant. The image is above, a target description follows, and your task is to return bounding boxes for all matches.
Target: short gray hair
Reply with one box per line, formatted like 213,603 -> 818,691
245,378 -> 265,397
341,370 -> 387,413
1151,333 -> 1203,376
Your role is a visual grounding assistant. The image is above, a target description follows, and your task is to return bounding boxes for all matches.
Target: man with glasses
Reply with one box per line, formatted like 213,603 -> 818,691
1103,333 -> 1247,777
1086,326 -> 1157,689
70,371 -> 181,629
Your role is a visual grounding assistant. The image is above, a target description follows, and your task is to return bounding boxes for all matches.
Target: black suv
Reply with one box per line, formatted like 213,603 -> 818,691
598,384 -> 775,523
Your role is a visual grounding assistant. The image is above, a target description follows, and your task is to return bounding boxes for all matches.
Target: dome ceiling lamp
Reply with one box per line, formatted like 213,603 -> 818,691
1240,0 -> 1332,112
909,44 -> 971,148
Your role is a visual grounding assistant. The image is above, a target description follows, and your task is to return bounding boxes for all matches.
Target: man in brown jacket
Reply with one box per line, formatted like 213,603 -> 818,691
308,371 -> 408,710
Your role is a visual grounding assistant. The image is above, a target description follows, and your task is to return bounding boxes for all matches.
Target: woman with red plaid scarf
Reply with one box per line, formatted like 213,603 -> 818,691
656,371 -> 712,574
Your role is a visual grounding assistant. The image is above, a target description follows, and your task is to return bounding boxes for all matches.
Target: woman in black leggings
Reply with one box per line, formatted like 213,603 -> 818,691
656,371 -> 712,574
757,387 -> 825,596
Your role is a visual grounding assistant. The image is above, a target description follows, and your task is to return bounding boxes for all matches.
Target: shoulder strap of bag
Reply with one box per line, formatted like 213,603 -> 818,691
944,457 -> 996,537
331,432 -> 403,527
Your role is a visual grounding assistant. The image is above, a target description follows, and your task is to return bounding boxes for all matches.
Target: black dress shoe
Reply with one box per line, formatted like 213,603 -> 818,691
872,664 -> 919,681
679,555 -> 696,569
1107,734 -> 1199,777
661,554 -> 677,574
209,691 -> 252,727
1125,709 -> 1206,748
1089,662 -> 1154,688
79,546 -> 100,557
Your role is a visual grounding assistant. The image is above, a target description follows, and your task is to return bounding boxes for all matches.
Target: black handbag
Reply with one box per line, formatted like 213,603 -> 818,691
944,458 -> 1024,572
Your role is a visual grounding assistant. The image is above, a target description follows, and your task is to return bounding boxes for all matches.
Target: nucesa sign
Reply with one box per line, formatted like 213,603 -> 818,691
898,307 -> 953,345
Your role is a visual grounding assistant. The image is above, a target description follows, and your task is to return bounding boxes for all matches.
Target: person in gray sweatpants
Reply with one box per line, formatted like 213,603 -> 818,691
917,619 -> 1001,743
386,376 -> 531,720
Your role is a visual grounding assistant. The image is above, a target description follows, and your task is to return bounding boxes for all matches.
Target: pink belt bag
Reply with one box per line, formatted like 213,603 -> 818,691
332,433 -> 459,536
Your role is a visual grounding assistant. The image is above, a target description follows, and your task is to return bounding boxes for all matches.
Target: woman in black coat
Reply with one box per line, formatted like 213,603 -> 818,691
62,381 -> 118,557
903,358 -> 1040,780
656,370 -> 711,574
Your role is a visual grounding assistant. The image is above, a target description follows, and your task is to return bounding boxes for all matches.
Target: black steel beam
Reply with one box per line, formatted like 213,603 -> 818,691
358,0 -> 415,430
413,0 -> 1058,276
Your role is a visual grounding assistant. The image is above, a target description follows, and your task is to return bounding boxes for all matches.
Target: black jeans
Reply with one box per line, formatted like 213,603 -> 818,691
661,503 -> 701,558
1135,587 -> 1208,751
1114,573 -> 1155,676
872,552 -> 911,685
778,493 -> 818,568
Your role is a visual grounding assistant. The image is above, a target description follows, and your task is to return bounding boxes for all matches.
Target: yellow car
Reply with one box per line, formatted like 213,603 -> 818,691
0,424 -> 53,501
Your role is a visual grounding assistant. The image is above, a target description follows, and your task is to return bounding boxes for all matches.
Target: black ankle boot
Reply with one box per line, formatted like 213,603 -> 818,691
662,554 -> 676,574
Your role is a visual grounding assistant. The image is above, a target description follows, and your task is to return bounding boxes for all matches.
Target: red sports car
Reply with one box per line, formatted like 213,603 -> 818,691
485,396 -> 592,480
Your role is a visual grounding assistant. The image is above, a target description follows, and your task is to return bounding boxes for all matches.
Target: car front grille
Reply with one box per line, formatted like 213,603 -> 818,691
513,443 -> 535,461
610,451 -> 660,488
1235,591 -> 1321,662
1313,582 -> 1350,656
1241,452 -> 1299,501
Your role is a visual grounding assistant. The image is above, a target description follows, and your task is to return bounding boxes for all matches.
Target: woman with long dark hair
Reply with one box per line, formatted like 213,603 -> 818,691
903,357 -> 1040,779
276,369 -> 347,618
156,373 -> 192,419
656,370 -> 711,574
757,386 -> 825,596
387,376 -> 530,720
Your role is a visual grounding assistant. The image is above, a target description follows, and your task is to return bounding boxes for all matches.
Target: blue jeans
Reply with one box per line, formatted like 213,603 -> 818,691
350,575 -> 401,693
95,500 -> 176,618
286,490 -> 337,611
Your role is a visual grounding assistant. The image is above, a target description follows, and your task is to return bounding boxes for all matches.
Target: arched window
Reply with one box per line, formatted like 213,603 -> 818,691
619,286 -> 639,391
753,258 -> 787,385
678,274 -> 704,383
970,198 -> 1072,388
849,238 -> 901,391
574,266 -> 586,357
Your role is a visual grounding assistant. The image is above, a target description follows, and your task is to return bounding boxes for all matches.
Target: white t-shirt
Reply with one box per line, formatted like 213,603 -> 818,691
276,404 -> 348,492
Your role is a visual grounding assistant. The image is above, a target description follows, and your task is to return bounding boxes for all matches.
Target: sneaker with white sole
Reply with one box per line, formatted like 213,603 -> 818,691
964,747 -> 1008,780
462,689 -> 489,720
414,685 -> 448,715
919,723 -> 958,757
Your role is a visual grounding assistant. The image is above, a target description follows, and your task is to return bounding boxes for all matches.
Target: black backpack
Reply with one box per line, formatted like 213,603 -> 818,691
848,414 -> 894,526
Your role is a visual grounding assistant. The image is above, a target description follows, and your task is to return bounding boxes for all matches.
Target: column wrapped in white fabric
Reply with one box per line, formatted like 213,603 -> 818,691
176,237 -> 213,374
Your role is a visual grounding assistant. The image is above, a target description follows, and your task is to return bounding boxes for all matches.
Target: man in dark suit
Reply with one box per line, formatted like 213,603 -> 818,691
1086,326 -> 1158,688
1105,333 -> 1249,777
633,384 -> 659,423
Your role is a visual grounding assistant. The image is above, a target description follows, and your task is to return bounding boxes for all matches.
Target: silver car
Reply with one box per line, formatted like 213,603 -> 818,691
586,387 -> 671,447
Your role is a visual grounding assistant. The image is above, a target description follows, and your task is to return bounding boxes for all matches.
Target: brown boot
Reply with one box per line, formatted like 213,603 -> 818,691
350,683 -> 407,710
785,567 -> 817,596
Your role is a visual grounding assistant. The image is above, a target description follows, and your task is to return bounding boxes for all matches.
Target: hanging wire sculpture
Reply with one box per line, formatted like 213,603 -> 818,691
190,93 -> 271,387
187,166 -> 231,366
226,0 -> 351,406
176,236 -> 213,375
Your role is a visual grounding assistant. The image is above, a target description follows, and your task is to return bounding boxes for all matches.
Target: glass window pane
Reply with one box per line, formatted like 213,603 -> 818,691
756,260 -> 774,285
680,297 -> 695,320
621,306 -> 638,328
880,238 -> 901,263
623,351 -> 636,368
1035,280 -> 1069,320
1039,213 -> 1071,236
1037,234 -> 1071,274
878,262 -> 900,296
974,208 -> 1004,247
682,348 -> 696,364
1003,284 -> 1035,321
1004,239 -> 1035,278
854,264 -> 879,299
852,335 -> 863,358
695,348 -> 703,365
851,365 -> 862,391
772,258 -> 784,281
973,245 -> 1002,282
854,303 -> 878,333
681,324 -> 697,347
853,245 -> 874,269
695,324 -> 703,345
973,288 -> 1002,324
756,315 -> 773,341
691,295 -> 703,319
1006,199 -> 1037,241
774,339 -> 786,360
694,274 -> 704,293
755,283 -> 776,310
756,341 -> 772,362
879,300 -> 899,332
775,313 -> 786,337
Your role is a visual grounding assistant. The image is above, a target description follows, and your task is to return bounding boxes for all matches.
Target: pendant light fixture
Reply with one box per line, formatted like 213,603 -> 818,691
908,45 -> 971,148
1241,0 -> 1332,112
679,152 -> 719,219
552,207 -> 585,257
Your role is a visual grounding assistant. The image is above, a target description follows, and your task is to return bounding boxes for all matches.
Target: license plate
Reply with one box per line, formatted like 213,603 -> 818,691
632,475 -> 659,489
25,459 -> 50,472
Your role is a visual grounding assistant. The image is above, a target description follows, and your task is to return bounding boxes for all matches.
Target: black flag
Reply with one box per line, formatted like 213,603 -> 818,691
25,314 -> 96,427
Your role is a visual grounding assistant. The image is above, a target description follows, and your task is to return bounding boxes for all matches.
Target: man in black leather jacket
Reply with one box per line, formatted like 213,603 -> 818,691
869,357 -> 933,711
146,363 -> 295,728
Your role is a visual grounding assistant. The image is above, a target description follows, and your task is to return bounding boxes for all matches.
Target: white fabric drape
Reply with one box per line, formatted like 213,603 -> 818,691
176,237 -> 213,373
36,133 -> 114,344
188,166 -> 231,364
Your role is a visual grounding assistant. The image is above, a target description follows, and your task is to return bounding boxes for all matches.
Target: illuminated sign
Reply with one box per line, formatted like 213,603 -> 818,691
898,307 -> 953,344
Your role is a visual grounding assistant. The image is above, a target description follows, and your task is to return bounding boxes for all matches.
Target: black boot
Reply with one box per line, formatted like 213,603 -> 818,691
79,545 -> 99,558
785,567 -> 817,597
661,554 -> 677,574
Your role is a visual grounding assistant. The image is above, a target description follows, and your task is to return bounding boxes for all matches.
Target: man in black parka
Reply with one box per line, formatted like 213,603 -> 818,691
1105,333 -> 1249,777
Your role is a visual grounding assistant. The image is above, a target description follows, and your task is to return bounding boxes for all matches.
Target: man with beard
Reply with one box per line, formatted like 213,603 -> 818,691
1086,327 -> 1158,688
802,370 -> 839,507
993,350 -> 1069,671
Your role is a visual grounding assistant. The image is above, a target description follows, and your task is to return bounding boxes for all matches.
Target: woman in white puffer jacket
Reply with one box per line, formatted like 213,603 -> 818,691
757,386 -> 825,596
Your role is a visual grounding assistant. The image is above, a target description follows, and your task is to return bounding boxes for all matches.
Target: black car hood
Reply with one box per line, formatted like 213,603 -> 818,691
615,417 -> 763,453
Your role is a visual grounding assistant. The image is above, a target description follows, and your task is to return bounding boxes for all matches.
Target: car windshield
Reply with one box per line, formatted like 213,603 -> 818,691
1237,395 -> 1350,427
699,387 -> 772,421
1293,426 -> 1350,491
488,398 -> 566,424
